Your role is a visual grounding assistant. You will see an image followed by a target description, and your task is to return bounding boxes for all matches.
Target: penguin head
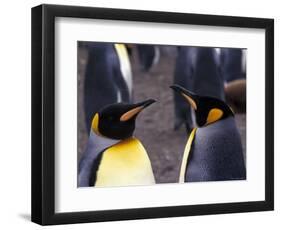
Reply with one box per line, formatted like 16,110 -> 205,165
170,84 -> 234,127
91,99 -> 156,140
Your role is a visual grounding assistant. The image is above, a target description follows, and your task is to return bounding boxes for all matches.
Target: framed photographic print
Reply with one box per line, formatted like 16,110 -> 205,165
31,4 -> 274,225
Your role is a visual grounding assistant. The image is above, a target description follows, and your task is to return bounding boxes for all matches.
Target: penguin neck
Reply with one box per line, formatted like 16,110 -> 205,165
88,130 -> 121,154
200,116 -> 233,129
78,131 -> 121,187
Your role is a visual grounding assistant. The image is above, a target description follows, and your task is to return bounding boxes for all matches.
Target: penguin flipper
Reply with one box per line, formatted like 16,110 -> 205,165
89,151 -> 104,186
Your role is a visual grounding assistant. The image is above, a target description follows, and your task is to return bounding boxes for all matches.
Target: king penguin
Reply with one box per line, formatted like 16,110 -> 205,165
170,85 -> 246,182
78,99 -> 156,187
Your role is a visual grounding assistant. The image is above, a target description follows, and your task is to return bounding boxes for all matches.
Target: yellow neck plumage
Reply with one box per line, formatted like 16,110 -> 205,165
91,113 -> 102,136
95,137 -> 155,187
179,128 -> 197,183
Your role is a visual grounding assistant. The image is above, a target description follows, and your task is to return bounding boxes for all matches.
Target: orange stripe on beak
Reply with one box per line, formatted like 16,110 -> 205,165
120,106 -> 144,122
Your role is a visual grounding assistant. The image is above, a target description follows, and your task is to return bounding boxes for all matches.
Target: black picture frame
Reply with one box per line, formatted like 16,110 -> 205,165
31,4 -> 274,225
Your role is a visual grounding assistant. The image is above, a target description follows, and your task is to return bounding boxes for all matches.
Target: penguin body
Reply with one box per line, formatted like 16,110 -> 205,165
78,100 -> 156,187
171,85 -> 246,183
192,47 -> 225,99
93,137 -> 155,187
180,117 -> 246,182
220,48 -> 246,83
83,43 -> 132,133
137,45 -> 160,72
173,47 -> 225,132
173,47 -> 194,131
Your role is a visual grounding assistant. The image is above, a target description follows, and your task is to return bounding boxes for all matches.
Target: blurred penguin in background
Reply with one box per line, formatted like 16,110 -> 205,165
171,85 -> 246,183
173,47 -> 225,133
137,45 -> 160,72
83,42 -> 133,133
221,48 -> 246,83
221,48 -> 247,113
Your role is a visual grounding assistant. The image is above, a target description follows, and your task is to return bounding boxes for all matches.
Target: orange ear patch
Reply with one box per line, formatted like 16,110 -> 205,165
206,108 -> 223,125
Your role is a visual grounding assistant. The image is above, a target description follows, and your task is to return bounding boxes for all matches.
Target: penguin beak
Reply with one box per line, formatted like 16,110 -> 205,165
120,99 -> 156,122
170,85 -> 198,110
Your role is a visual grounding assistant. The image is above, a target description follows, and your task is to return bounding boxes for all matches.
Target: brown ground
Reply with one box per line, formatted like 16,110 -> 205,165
78,46 -> 246,183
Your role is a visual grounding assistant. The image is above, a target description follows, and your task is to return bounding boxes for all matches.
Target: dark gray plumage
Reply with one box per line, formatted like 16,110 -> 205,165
186,116 -> 246,182
221,48 -> 246,83
78,131 -> 120,187
137,45 -> 159,72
